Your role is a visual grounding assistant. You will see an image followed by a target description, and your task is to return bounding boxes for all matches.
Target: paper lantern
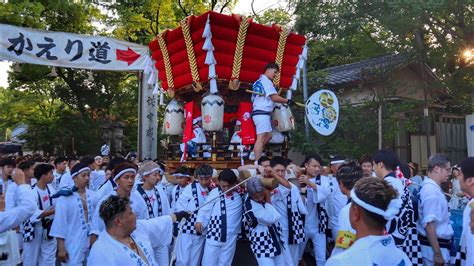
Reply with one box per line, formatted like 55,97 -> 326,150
272,103 -> 295,132
201,94 -> 224,131
164,100 -> 185,135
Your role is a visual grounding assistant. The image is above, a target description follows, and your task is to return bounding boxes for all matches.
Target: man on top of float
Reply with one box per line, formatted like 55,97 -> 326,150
251,62 -> 294,162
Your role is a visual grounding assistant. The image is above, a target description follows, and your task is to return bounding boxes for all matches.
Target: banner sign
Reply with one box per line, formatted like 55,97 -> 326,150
306,89 -> 340,136
0,24 -> 150,71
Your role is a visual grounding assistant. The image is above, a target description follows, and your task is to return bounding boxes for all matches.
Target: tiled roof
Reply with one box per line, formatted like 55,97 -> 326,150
320,53 -> 415,87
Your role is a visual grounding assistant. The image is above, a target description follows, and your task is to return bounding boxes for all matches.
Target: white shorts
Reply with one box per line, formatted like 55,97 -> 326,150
252,114 -> 272,135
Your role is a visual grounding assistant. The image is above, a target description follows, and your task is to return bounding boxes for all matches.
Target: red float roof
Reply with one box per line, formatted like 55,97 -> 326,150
149,11 -> 306,93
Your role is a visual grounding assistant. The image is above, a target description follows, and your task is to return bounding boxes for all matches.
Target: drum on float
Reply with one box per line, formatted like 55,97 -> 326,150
201,94 -> 224,131
164,100 -> 185,135
272,103 -> 295,132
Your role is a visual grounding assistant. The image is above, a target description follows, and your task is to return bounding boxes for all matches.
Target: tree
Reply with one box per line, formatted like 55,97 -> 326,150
289,0 -> 473,159
0,0 -> 139,155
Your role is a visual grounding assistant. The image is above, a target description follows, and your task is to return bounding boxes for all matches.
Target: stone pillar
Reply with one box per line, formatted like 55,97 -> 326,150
137,71 -> 158,160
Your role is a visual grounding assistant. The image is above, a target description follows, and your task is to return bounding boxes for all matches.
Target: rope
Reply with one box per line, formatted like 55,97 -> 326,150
157,33 -> 175,92
274,26 -> 289,88
229,16 -> 250,90
180,19 -> 202,92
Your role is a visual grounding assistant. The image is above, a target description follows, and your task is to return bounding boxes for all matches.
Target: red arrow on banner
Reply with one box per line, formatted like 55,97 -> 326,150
116,47 -> 141,66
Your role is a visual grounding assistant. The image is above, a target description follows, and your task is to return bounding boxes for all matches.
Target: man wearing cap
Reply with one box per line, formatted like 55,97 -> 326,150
50,163 -> 96,265
417,153 -> 453,266
326,177 -> 411,265
90,162 -> 147,244
175,164 -> 213,266
135,161 -> 172,265
456,157 -> 474,266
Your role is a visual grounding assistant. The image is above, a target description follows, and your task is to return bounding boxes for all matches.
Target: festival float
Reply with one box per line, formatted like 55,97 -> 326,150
148,11 -> 308,171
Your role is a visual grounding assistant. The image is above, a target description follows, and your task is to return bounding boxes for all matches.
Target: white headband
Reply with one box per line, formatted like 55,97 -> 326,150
330,160 -> 345,165
350,189 -> 402,221
141,167 -> 164,177
173,173 -> 191,178
113,168 -> 137,182
71,167 -> 91,179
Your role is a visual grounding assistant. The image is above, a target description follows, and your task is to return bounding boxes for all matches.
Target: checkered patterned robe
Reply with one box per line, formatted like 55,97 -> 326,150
287,191 -> 305,245
243,196 -> 283,258
387,177 -> 423,266
206,188 -> 227,242
180,181 -> 202,235
315,175 -> 329,234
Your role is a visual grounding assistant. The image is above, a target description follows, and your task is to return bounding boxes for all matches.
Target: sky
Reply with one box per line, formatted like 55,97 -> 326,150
0,0 -> 286,88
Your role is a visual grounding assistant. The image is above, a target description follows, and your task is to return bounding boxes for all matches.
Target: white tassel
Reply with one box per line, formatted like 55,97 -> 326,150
302,44 -> 308,60
208,64 -> 216,78
295,68 -> 301,79
159,90 -> 164,105
205,50 -> 216,65
147,70 -> 156,85
297,56 -> 304,69
210,78 -> 218,94
289,78 -> 298,90
144,57 -> 152,74
203,37 -> 214,51
202,14 -> 211,38
286,89 -> 293,100
153,83 -> 159,95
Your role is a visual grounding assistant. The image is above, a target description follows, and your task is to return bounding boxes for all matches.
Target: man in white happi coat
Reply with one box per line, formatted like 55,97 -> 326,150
330,161 -> 363,257
417,154 -> 454,266
243,177 -> 286,266
52,157 -> 72,190
22,163 -> 57,266
297,155 -> 331,266
134,161 -> 172,265
327,156 -> 348,242
0,169 -> 36,233
90,162 -> 147,244
95,157 -> 127,200
457,157 -> 474,266
169,171 -> 192,212
175,164 -> 213,266
88,195 -> 190,265
326,177 -> 411,266
5,160 -> 35,210
266,156 -> 299,265
50,163 -> 97,266
373,149 -> 422,265
195,169 -> 243,266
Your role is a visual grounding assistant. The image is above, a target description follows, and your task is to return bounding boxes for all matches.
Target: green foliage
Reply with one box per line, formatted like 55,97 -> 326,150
290,0 -> 473,158
254,7 -> 292,26
0,0 -> 138,156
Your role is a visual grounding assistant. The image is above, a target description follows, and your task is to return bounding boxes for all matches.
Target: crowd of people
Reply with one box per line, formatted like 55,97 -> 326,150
0,150 -> 472,266
0,63 -> 472,266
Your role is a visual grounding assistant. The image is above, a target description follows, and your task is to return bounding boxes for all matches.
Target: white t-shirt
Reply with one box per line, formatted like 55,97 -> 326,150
252,75 -> 277,112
